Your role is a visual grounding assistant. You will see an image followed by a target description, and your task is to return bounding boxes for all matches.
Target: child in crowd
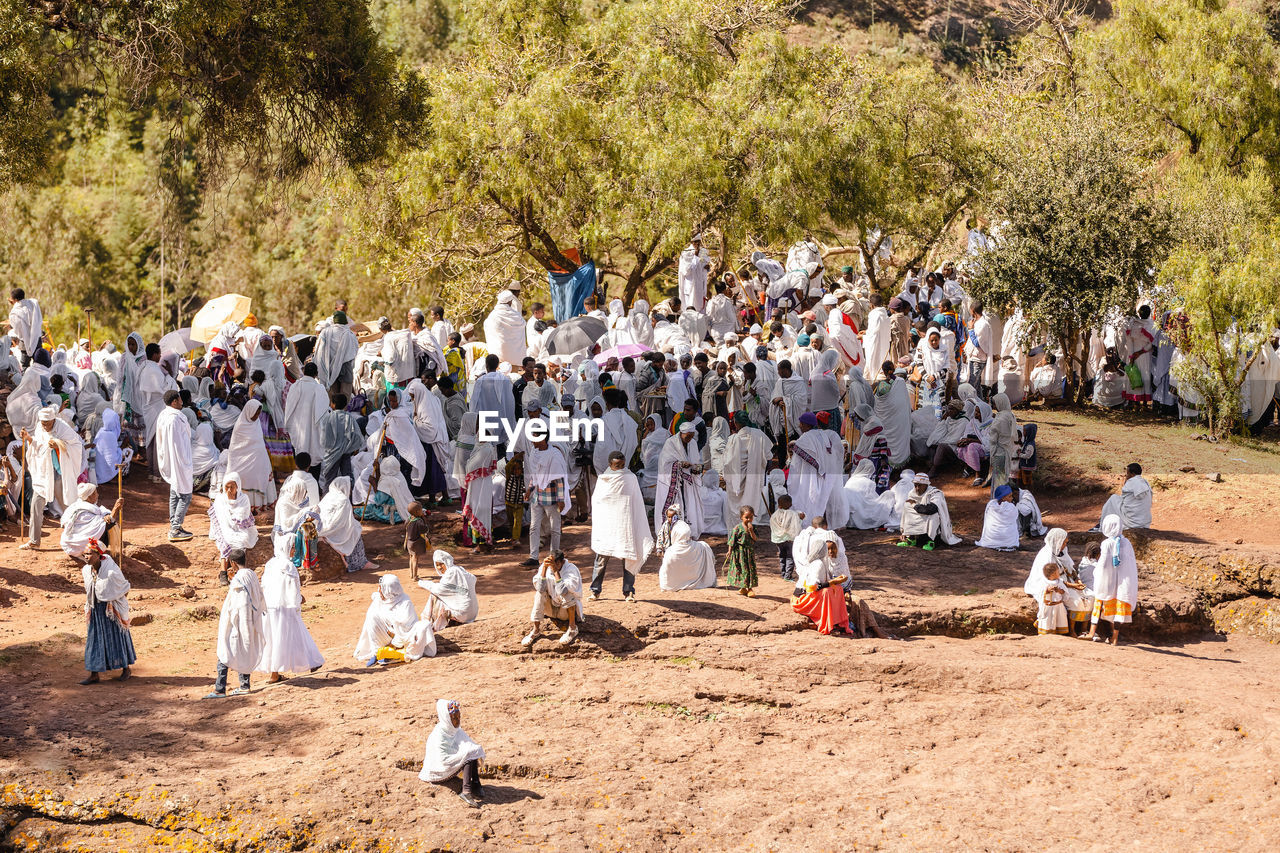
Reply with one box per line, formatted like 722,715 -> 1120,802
724,506 -> 759,597
503,456 -> 525,550
769,494 -> 803,582
1037,564 -> 1069,636
404,502 -> 431,581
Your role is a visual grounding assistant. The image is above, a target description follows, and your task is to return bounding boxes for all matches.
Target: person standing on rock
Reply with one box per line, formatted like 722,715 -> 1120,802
81,542 -> 135,684
588,451 -> 652,602
1086,515 -> 1138,646
205,549 -> 266,698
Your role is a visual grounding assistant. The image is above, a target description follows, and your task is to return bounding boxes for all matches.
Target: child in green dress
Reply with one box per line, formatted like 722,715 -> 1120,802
724,506 -> 759,597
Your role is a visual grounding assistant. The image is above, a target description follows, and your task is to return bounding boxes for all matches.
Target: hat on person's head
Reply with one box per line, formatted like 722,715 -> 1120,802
243,313 -> 258,327
914,473 -> 931,485
889,297 -> 906,312
679,422 -> 696,435
798,412 -> 819,428
749,323 -> 762,335
459,323 -> 474,335
725,332 -> 738,341
814,411 -> 831,425
994,484 -> 1013,500
333,311 -> 349,325
821,294 -> 838,306
796,333 -> 811,347
77,482 -> 97,502
39,405 -> 58,421
497,291 -> 515,305
525,398 -> 542,412
894,366 -> 908,377
268,325 -> 285,335
409,307 -> 425,319
691,233 -> 703,243
842,265 -> 854,274
508,279 -> 522,291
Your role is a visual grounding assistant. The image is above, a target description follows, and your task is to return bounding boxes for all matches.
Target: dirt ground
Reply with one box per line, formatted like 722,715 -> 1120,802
3,407 -> 1280,851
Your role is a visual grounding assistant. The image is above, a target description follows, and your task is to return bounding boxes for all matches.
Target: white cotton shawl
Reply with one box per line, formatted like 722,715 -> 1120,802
283,376 -> 330,462
5,368 -> 43,436
155,406 -> 194,494
657,520 -> 717,590
483,293 -> 527,366
975,499 -> 1020,550
382,404 -> 427,485
8,298 -> 43,355
843,459 -> 895,530
900,485 -> 963,546
722,425 -> 772,521
406,378 -> 454,481
655,432 -> 704,538
319,476 -> 362,556
1093,515 -> 1138,613
226,400 -> 276,507
313,322 -> 358,388
1026,528 -> 1072,599
211,473 -> 259,551
29,416 -> 85,507
419,699 -> 486,783
590,467 -> 654,574
60,498 -> 109,556
217,566 -> 267,673
420,551 -> 479,625
83,555 -> 131,625
375,456 -> 416,521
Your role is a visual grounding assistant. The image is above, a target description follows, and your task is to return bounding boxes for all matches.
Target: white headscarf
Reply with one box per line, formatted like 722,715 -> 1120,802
211,473 -> 259,552
319,476 -> 362,556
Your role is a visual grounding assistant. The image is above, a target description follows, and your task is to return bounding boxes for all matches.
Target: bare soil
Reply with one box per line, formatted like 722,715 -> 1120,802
3,407 -> 1280,851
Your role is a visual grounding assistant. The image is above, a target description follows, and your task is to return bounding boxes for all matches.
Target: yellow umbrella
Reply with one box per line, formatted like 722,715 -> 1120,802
191,294 -> 253,343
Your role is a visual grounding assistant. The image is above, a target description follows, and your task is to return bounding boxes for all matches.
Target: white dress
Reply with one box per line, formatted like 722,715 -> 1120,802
258,548 -> 325,674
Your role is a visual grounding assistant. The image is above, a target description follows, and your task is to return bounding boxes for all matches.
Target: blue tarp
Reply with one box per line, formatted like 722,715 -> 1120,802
548,261 -> 597,323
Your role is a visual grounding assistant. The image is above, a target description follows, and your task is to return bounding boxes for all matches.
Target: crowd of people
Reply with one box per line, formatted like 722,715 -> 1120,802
3,233 -> 1179,804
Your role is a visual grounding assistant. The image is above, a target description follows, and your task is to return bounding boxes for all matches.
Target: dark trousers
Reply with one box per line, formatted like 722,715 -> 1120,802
777,541 -> 794,577
590,554 -> 635,596
462,759 -> 483,795
215,661 -> 251,693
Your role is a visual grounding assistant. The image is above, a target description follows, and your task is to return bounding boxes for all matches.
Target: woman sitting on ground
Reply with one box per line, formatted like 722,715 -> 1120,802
419,550 -> 479,630
419,700 -> 486,808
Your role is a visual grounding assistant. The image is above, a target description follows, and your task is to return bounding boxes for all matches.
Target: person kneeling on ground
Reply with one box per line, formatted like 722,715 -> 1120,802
897,473 -> 961,550
419,699 -> 487,808
206,549 -> 265,698
522,550 -> 582,648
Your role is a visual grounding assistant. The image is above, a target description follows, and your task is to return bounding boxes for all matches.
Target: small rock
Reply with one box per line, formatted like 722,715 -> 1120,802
1235,539 -> 1244,545
1206,472 -> 1223,483
1179,465 -> 1196,473
130,613 -> 153,627
179,585 -> 196,599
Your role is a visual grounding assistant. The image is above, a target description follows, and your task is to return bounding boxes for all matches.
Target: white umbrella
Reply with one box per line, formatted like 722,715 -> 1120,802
191,294 -> 252,343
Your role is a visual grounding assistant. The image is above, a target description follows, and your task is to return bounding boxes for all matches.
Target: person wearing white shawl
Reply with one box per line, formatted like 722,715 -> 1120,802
59,483 -> 122,558
657,516 -> 717,591
986,392 -> 1018,493
1026,528 -> 1093,637
381,324 -> 417,386
522,550 -> 584,647
405,377 -> 455,499
861,296 -> 891,381
74,370 -> 109,433
379,389 -> 427,487
1096,462 -> 1152,531
248,336 -> 286,423
787,412 -> 843,526
523,438 -> 570,564
320,476 -> 378,574
92,408 -> 132,486
354,574 -> 436,665
205,550 -> 266,697
842,459 -> 896,530
677,236 -> 711,312
226,399 -> 277,509
705,281 -> 738,344
312,312 -> 359,393
1086,515 -> 1139,645
190,420 -> 219,489
592,389 -> 638,474
873,367 -> 912,466
360,455 -> 416,525
975,484 -> 1020,550
770,359 -> 807,440
419,550 -> 479,629
136,347 -> 176,450
589,453 -> 653,601
21,406 -> 86,550
258,534 -> 325,679
898,473 -> 961,549
638,413 -> 666,501
154,391 -> 195,541
722,412 -> 772,523
6,289 -> 43,362
80,546 -> 135,684
654,422 -> 705,539
5,367 -> 43,438
281,363 -> 329,467
1013,485 -> 1048,538
483,291 -> 527,366
629,299 -> 654,348
706,416 -> 731,474
419,699 -> 487,807
208,473 -> 260,582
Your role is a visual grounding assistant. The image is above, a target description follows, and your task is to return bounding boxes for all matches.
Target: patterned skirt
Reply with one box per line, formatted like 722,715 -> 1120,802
85,600 -> 136,672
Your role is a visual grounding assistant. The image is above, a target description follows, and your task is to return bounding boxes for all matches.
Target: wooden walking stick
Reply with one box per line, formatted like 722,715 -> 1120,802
85,308 -> 94,353
115,462 -> 125,565
779,398 -> 790,467
16,437 -> 26,544
360,422 -> 389,521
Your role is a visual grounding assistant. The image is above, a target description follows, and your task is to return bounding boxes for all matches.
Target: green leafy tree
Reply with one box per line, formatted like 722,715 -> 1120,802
968,108 -> 1172,402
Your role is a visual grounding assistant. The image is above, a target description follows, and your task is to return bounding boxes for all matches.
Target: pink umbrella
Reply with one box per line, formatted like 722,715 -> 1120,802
594,343 -> 651,365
